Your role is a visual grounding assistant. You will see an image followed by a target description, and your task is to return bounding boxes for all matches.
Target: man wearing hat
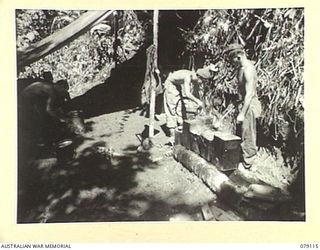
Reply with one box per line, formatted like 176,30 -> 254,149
163,65 -> 217,143
225,43 -> 262,169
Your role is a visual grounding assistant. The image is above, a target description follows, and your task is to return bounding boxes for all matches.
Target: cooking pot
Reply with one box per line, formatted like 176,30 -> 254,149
67,110 -> 85,135
55,139 -> 75,164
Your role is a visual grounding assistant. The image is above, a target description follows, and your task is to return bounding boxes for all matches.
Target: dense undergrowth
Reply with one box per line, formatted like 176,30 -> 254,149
16,10 -> 146,97
182,9 -> 304,178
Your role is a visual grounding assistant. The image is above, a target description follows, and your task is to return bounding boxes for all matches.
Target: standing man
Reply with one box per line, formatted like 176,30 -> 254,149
225,43 -> 262,169
163,67 -> 214,142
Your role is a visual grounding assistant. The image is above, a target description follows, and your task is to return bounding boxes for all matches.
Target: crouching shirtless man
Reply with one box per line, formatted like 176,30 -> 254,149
19,79 -> 70,147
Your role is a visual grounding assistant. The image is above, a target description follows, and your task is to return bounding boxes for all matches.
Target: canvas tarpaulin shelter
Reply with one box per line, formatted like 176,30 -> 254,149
17,10 -> 114,71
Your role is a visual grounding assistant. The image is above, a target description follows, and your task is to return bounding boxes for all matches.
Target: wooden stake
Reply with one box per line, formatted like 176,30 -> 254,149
113,11 -> 119,67
149,10 -> 159,138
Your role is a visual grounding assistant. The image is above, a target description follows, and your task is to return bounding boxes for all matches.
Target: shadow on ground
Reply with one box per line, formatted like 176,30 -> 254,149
17,138 -> 200,223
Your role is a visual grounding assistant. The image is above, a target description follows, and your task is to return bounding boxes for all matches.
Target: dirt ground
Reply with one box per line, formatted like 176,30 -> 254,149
18,108 -> 220,223
18,105 -> 305,223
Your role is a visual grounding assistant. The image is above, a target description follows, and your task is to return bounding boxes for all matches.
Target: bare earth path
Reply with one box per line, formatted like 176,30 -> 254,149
18,108 -> 217,222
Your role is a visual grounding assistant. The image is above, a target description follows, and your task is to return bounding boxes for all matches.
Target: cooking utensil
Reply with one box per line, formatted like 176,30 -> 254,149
213,106 -> 234,129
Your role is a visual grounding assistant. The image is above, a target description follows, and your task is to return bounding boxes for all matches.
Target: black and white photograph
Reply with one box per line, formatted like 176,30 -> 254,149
16,8 -> 305,223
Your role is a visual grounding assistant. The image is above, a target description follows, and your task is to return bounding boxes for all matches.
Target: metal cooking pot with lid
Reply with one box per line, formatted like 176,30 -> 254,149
67,110 -> 85,135
55,139 -> 75,164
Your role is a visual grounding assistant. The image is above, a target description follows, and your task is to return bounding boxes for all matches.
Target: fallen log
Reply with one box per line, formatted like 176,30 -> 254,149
173,145 -> 229,193
173,145 -> 292,220
244,184 -> 292,202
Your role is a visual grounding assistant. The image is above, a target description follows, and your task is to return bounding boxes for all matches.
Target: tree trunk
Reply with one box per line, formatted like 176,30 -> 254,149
113,11 -> 119,67
149,10 -> 159,137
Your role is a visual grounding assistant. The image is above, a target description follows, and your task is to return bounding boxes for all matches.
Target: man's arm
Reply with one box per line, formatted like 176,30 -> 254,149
184,74 -> 202,106
46,96 -> 65,123
65,92 -> 71,102
237,66 -> 256,122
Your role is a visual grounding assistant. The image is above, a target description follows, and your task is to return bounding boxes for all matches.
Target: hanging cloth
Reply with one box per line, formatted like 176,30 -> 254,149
141,44 -> 163,105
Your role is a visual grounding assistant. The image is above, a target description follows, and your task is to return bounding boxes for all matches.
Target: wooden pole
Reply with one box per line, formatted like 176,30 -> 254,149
149,10 -> 159,138
113,11 -> 119,68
